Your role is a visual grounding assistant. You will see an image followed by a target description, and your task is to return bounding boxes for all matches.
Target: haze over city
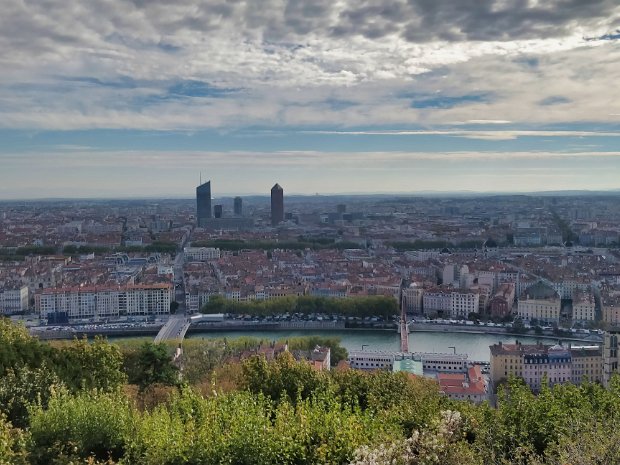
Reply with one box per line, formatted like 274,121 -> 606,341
1,0 -> 619,198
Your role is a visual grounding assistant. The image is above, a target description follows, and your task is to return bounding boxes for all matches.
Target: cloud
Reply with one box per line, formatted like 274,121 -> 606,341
0,0 -> 619,131
300,130 -> 620,141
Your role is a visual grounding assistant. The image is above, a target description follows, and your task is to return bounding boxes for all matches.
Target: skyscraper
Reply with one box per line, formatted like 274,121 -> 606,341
214,204 -> 223,218
196,181 -> 212,226
271,183 -> 284,226
234,196 -> 243,216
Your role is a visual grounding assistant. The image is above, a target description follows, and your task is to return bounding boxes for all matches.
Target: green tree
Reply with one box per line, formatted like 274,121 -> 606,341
52,337 -> 126,391
0,413 -> 28,465
241,352 -> 329,404
0,318 -> 54,376
511,317 -> 527,334
28,390 -> 133,465
0,365 -> 63,428
126,342 -> 178,390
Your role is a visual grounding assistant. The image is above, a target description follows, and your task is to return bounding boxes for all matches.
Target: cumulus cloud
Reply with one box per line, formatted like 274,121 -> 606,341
0,0 -> 619,130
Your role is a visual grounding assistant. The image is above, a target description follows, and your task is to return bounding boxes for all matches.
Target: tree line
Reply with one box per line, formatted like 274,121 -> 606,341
202,295 -> 399,320
192,239 -> 364,251
2,317 -> 620,464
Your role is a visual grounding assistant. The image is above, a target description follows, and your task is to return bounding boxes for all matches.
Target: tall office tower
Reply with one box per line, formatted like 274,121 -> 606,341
234,196 -> 243,216
214,204 -> 223,218
271,183 -> 284,226
196,181 -> 212,226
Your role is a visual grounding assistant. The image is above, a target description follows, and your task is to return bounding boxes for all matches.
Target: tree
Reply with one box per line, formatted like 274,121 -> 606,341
0,365 -> 63,428
28,390 -> 133,465
0,413 -> 27,465
241,352 -> 328,404
53,337 -> 126,391
170,301 -> 180,314
126,342 -> 178,390
350,410 -> 480,465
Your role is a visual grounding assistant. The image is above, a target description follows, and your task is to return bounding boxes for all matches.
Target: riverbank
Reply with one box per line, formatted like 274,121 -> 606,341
409,323 -> 603,344
29,320 -> 603,345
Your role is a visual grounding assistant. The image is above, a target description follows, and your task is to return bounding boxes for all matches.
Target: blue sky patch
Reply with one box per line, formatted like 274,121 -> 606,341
539,96 -> 572,106
410,94 -> 491,109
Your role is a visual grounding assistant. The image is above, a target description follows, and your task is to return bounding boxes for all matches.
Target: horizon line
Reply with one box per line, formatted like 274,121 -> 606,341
1,188 -> 620,202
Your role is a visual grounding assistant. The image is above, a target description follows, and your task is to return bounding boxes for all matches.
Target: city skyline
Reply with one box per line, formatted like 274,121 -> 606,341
1,1 -> 619,198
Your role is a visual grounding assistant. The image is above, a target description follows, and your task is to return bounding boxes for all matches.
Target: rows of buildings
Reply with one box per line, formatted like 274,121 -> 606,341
348,350 -> 488,403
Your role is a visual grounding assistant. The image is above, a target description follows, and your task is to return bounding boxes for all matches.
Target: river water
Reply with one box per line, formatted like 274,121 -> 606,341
187,329 -> 561,362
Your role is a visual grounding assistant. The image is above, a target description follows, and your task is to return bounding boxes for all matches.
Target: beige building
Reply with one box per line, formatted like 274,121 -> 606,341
572,290 -> 596,323
402,285 -> 424,314
517,282 -> 561,323
490,342 -> 526,385
571,346 -> 603,384
601,291 -> 620,326
490,342 -> 603,392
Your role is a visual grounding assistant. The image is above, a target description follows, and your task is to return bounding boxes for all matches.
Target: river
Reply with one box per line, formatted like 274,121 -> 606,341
187,329 -> 563,362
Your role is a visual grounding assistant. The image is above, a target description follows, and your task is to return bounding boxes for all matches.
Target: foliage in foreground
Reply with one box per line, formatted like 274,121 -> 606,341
5,319 -> 620,464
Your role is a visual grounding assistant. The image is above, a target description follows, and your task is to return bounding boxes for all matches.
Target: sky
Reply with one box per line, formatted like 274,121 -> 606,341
1,0 -> 619,199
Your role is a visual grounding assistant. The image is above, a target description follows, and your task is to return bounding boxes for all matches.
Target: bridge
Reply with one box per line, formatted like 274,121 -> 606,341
154,314 -> 191,343
399,288 -> 409,353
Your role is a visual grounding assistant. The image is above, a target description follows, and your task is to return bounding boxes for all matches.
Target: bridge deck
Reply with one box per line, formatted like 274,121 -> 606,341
154,315 -> 191,343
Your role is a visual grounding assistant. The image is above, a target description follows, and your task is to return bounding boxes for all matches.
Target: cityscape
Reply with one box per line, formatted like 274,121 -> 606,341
2,0 -> 620,463
3,186 -> 620,404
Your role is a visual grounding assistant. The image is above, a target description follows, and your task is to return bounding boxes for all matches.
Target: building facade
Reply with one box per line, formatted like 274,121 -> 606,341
517,282 -> 561,323
36,283 -> 172,320
490,342 -> 603,392
196,181 -> 212,226
233,196 -> 243,216
270,183 -> 284,226
0,285 -> 29,314
184,247 -> 221,262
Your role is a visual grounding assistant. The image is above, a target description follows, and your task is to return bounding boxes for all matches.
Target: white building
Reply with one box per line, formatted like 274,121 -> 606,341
184,247 -> 221,262
36,283 -> 172,320
0,286 -> 29,314
348,350 -> 469,373
572,291 -> 596,323
450,290 -> 480,318
423,288 -> 480,318
423,289 -> 452,316
523,345 -> 573,392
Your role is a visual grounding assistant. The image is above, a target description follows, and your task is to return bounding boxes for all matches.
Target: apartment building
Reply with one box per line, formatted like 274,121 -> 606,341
572,290 -> 596,323
0,285 -> 29,314
601,290 -> 620,326
490,342 -> 602,392
36,283 -> 172,320
423,288 -> 479,318
184,247 -> 221,262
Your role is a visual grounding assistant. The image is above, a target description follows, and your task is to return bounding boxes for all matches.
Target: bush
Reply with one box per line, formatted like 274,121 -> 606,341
28,390 -> 134,465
